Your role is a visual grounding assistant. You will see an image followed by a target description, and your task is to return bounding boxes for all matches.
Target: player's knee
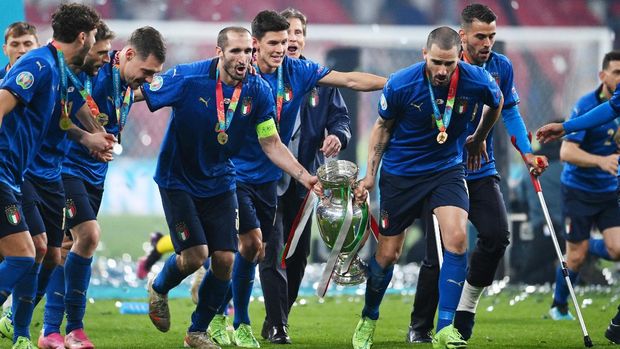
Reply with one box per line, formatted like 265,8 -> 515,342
375,249 -> 400,266
240,235 -> 262,261
606,244 -> 620,260
566,250 -> 587,269
32,237 -> 48,260
211,251 -> 234,279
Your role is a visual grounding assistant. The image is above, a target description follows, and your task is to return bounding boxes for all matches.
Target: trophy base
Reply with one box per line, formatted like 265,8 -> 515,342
333,253 -> 367,286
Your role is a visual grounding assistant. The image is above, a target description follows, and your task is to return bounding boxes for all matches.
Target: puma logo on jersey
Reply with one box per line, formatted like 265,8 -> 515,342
410,102 -> 423,111
35,61 -> 45,71
199,97 -> 210,107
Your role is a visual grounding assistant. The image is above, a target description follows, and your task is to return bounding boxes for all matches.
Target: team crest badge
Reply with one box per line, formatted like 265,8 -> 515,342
284,85 -> 293,102
380,93 -> 388,111
308,88 -> 319,107
16,71 -> 34,90
564,217 -> 571,235
65,199 -> 77,219
241,96 -> 252,115
149,75 -> 163,91
5,205 -> 21,226
380,210 -> 389,229
176,222 -> 190,241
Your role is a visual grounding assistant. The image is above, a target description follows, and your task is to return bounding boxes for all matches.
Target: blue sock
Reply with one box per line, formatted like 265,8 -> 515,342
217,287 -> 232,315
232,252 -> 256,329
43,266 -> 65,336
552,267 -> 578,306
437,250 -> 467,332
12,263 -> 41,342
188,267 -> 231,332
588,238 -> 612,260
153,254 -> 186,294
35,265 -> 55,306
0,256 -> 35,304
64,252 -> 92,333
361,256 -> 394,320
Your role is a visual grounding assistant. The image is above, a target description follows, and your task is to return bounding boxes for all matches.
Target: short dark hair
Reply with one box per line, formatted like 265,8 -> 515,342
217,26 -> 251,49
51,3 -> 100,43
128,26 -> 166,63
4,22 -> 37,44
251,10 -> 289,40
602,50 -> 620,70
461,3 -> 497,27
426,26 -> 461,51
95,21 -> 115,42
280,8 -> 307,36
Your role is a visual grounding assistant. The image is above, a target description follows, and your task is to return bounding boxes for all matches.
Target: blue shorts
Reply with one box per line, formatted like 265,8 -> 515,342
0,181 -> 28,237
62,175 -> 104,230
159,187 -> 239,254
21,176 -> 65,248
562,184 -> 620,242
237,181 -> 277,241
379,165 -> 469,236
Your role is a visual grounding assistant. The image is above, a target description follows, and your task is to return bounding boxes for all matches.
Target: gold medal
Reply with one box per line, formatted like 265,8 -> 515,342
436,131 -> 448,144
97,112 -> 109,126
59,116 -> 73,131
217,132 -> 228,145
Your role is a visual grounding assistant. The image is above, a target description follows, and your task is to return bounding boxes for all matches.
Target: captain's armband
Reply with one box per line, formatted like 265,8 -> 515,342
256,118 -> 277,139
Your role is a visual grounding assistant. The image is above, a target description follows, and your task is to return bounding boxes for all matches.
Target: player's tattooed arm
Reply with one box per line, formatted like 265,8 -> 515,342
361,117 -> 395,191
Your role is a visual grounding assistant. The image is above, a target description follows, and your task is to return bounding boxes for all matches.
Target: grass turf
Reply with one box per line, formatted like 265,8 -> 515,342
19,289 -> 617,349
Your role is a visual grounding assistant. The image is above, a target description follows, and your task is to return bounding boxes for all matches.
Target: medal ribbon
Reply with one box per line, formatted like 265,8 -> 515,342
256,64 -> 284,129
64,62 -> 100,119
215,69 -> 242,135
427,64 -> 459,133
51,41 -> 70,124
112,52 -> 134,133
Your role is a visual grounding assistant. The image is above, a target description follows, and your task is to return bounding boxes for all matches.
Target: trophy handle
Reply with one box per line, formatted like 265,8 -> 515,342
340,201 -> 369,273
316,186 -> 355,298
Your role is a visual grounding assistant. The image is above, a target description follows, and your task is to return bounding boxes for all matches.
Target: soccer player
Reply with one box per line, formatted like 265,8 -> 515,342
544,51 -> 620,321
216,10 -> 384,348
3,19 -> 115,349
144,26 -> 317,349
0,22 -> 38,83
35,25 -> 165,349
0,20 -> 38,318
256,7 -> 351,344
350,26 -> 503,349
0,4 -> 101,348
407,4 -> 548,344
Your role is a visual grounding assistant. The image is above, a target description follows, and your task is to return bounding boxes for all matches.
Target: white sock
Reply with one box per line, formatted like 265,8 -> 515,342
456,280 -> 484,313
2,294 -> 12,312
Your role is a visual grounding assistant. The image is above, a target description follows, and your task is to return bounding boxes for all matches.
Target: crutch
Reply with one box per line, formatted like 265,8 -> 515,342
511,134 -> 592,348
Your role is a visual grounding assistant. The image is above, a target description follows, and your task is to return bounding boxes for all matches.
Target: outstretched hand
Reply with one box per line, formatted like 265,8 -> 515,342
536,123 -> 565,143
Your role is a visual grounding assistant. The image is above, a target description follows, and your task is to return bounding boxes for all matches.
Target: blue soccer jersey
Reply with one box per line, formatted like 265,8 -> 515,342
561,86 -> 618,193
379,61 -> 501,176
232,55 -> 330,184
25,71 -> 86,182
0,44 -> 61,191
62,51 -> 129,186
142,58 -> 275,197
465,52 -> 522,180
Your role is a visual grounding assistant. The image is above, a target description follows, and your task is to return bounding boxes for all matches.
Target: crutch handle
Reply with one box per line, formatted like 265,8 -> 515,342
510,134 -> 542,193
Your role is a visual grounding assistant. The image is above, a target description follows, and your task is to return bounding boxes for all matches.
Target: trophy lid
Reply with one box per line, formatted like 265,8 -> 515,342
317,160 -> 358,188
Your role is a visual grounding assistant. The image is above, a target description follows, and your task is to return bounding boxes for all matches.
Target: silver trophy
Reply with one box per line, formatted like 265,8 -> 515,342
315,160 -> 369,285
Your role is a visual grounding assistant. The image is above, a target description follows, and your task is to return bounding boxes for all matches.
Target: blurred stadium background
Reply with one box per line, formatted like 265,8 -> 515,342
3,0 -> 620,295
